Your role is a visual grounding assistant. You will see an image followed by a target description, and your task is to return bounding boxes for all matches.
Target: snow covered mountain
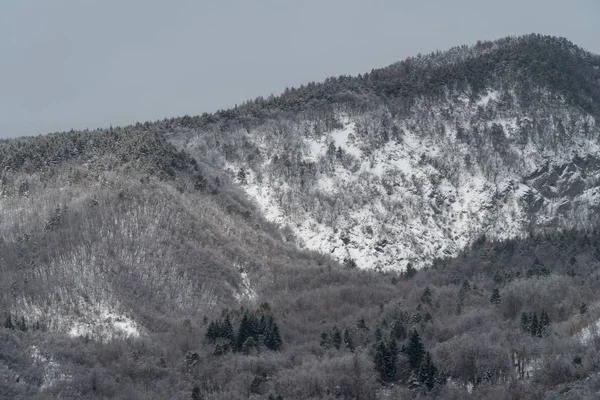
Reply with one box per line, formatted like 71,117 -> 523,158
169,34 -> 600,270
5,34 -> 600,399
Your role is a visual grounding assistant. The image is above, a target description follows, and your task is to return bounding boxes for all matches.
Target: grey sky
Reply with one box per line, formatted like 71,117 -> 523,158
1,0 -> 598,138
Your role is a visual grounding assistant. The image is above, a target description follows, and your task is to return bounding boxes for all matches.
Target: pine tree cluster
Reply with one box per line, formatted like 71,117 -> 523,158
206,305 -> 282,355
521,310 -> 550,338
374,336 -> 398,383
404,330 -> 441,390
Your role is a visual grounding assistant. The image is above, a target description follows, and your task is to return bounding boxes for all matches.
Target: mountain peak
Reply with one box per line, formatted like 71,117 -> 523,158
169,35 -> 600,270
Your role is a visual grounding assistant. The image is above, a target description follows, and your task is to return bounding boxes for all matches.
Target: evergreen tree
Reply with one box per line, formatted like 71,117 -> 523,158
343,328 -> 354,351
193,172 -> 207,191
539,310 -> 550,337
206,321 -> 217,342
247,313 -> 258,337
580,302 -> 588,314
527,257 -> 550,278
569,255 -> 577,266
222,315 -> 235,345
320,331 -> 330,348
191,385 -> 202,400
17,316 -> 27,332
236,314 -> 252,352
404,263 -> 417,279
406,330 -> 425,371
357,317 -> 369,331
418,352 -> 437,390
421,286 -> 433,305
374,341 -> 388,382
259,315 -> 267,334
343,257 -> 357,269
250,376 -> 265,395
385,338 -> 398,381
264,317 -> 282,351
530,313 -> 539,337
391,320 -> 407,340
242,337 -> 257,354
490,288 -> 501,305
331,326 -> 342,350
206,315 -> 235,346
4,314 -> 14,330
421,311 -> 430,323
374,327 -> 383,343
270,321 -> 282,351
521,312 -> 530,333
213,344 -> 226,356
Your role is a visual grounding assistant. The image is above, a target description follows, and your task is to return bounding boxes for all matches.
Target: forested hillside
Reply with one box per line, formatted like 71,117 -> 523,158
2,34 -> 600,399
166,33 -> 600,270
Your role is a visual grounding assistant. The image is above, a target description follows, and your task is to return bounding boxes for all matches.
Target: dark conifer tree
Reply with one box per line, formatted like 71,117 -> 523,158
374,327 -> 383,343
236,314 -> 252,352
530,313 -> 539,337
332,326 -> 342,350
223,315 -> 235,345
192,385 -> 202,400
4,314 -> 14,330
490,288 -> 501,305
374,341 -> 388,382
391,320 -> 406,340
521,312 -> 530,333
357,318 -> 369,331
418,352 -> 437,390
264,317 -> 282,351
344,328 -> 355,351
539,310 -> 550,337
407,330 -> 425,371
385,338 -> 398,381
421,286 -> 432,305
404,263 -> 417,279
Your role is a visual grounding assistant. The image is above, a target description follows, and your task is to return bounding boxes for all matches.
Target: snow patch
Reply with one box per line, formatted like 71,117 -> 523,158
18,301 -> 143,341
68,307 -> 142,339
477,90 -> 500,106
234,271 -> 257,302
29,346 -> 69,391
578,318 -> 600,345
329,120 -> 362,158
306,139 -> 324,161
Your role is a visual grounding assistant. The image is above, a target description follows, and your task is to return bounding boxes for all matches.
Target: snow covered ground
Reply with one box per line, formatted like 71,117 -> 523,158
17,301 -> 143,341
184,91 -> 600,271
577,317 -> 600,345
67,307 -> 142,339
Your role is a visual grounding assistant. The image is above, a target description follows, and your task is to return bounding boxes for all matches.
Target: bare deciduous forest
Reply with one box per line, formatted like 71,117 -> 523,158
2,34 -> 600,399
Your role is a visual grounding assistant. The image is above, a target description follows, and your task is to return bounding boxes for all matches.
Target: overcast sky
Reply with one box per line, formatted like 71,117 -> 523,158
1,0 -> 598,138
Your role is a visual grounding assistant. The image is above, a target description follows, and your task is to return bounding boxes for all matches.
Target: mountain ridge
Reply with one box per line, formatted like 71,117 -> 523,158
163,34 -> 600,270
3,33 -> 600,399
4,34 -> 599,271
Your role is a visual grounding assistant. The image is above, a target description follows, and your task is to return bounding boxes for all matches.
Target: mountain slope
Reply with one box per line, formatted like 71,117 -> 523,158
3,34 -> 600,400
3,125 -> 600,398
167,34 -> 600,270
0,127 -> 318,340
